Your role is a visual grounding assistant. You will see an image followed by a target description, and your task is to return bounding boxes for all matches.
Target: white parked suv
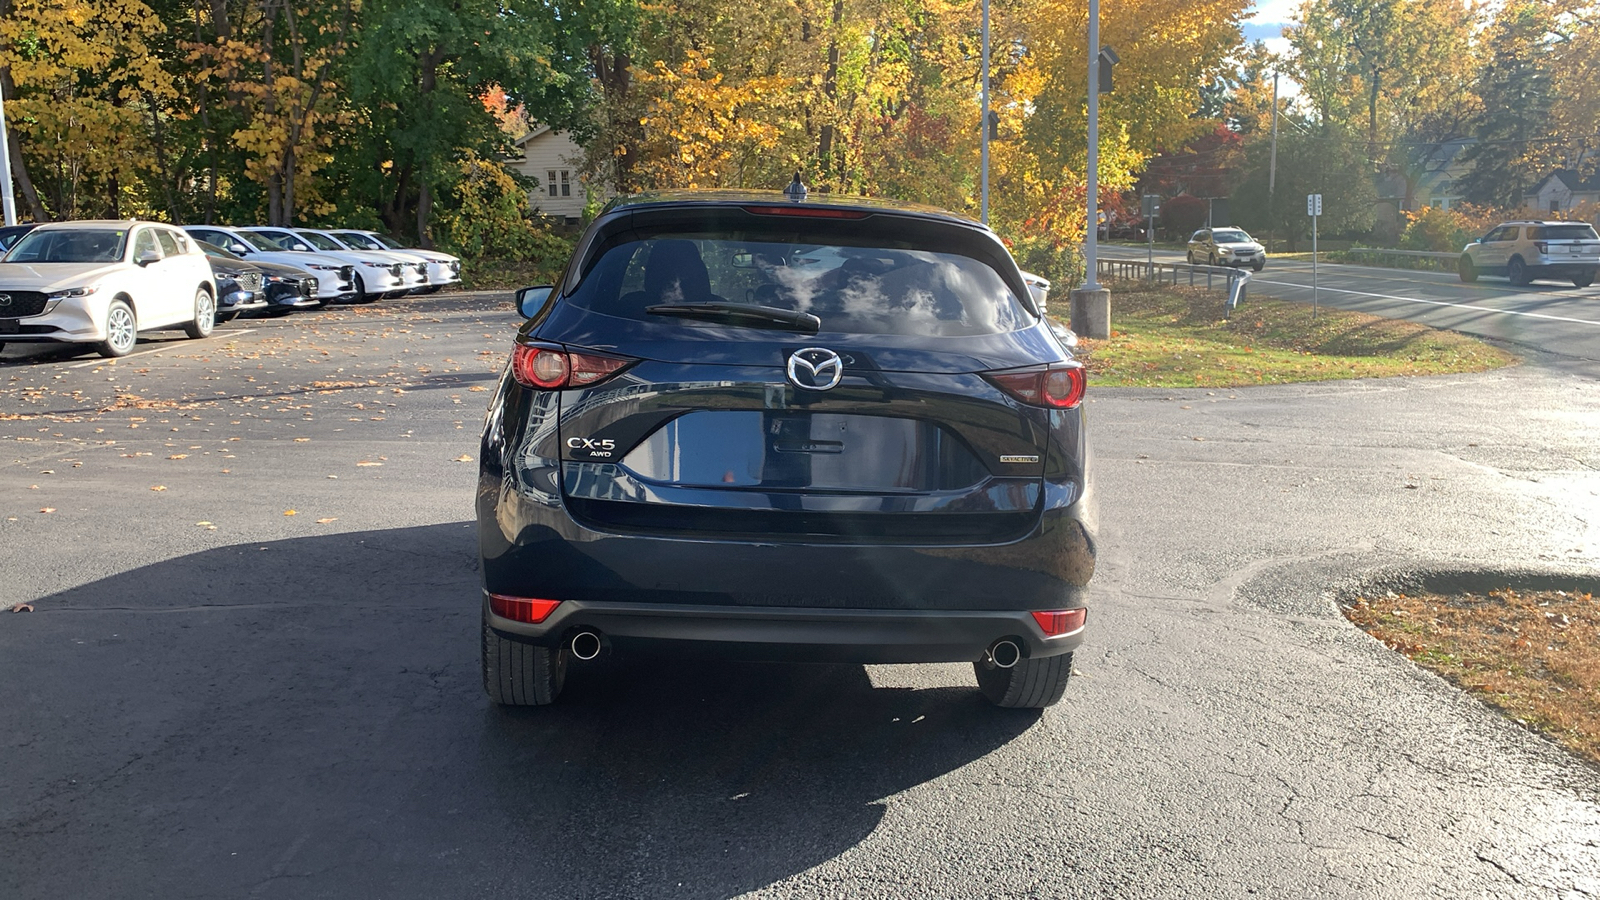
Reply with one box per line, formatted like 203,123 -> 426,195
0,221 -> 217,358
241,227 -> 409,301
330,230 -> 461,293
182,225 -> 359,304
293,229 -> 431,295
1459,221 -> 1599,287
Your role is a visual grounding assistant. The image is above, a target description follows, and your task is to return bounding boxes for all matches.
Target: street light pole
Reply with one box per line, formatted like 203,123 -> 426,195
1083,0 -> 1100,291
980,0 -> 990,226
0,84 -> 18,227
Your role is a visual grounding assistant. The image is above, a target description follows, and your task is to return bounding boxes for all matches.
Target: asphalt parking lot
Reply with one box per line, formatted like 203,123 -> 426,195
3,294 -> 1599,899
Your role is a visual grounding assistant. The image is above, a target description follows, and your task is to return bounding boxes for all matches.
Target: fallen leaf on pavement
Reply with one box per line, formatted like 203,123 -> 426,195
284,509 -> 297,516
468,385 -> 487,392
168,454 -> 188,459
356,460 -> 383,467
10,602 -> 33,613
150,485 -> 167,492
454,454 -> 472,462
39,507 -> 55,514
316,517 -> 337,524
294,438 -> 310,443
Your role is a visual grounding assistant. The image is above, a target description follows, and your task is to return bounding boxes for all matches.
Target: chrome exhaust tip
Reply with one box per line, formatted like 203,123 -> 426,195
987,639 -> 1021,669
570,631 -> 603,661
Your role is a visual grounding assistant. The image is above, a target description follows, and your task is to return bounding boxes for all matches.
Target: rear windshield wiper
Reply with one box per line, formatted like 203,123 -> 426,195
646,302 -> 821,334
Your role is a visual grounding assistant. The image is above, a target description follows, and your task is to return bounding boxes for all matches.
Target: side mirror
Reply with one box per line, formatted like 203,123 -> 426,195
231,243 -> 251,255
293,243 -> 311,252
516,285 -> 555,319
135,249 -> 161,267
731,251 -> 755,268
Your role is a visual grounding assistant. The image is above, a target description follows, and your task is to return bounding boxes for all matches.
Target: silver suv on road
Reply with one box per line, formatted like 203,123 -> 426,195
1186,227 -> 1266,271
1459,220 -> 1598,287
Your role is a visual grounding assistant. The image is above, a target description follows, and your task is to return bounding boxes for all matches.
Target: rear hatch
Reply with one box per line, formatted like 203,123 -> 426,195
1533,223 -> 1600,262
534,208 -> 1063,544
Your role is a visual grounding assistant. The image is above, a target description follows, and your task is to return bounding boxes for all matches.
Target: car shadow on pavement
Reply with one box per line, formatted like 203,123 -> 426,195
1,523 -> 1039,900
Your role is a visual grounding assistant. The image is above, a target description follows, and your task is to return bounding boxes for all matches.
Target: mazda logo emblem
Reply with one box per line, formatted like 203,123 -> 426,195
786,347 -> 844,391
0,294 -> 11,308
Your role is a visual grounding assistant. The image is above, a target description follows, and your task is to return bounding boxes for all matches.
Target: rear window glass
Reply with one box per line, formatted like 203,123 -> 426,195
1530,225 -> 1599,240
565,234 -> 1030,337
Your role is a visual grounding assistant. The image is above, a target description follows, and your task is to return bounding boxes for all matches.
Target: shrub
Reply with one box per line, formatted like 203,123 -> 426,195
1009,236 -> 1084,293
435,150 -> 572,269
1398,203 -> 1504,252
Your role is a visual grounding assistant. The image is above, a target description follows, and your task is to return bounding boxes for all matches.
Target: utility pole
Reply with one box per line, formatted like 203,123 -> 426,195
1267,72 -> 1279,253
980,0 -> 990,225
1070,0 -> 1112,340
1083,0 -> 1100,293
0,83 -> 17,226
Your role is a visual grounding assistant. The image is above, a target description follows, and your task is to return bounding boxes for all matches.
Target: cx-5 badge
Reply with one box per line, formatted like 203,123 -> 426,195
787,347 -> 844,391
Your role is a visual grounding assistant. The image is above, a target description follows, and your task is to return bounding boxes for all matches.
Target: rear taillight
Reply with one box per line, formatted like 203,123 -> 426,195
1031,608 -> 1087,636
986,363 -> 1086,409
511,344 -> 633,390
1534,241 -> 1548,254
489,594 -> 562,624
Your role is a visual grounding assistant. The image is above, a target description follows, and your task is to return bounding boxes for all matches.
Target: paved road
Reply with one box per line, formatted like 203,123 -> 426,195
2,295 -> 1598,898
1100,244 -> 1600,362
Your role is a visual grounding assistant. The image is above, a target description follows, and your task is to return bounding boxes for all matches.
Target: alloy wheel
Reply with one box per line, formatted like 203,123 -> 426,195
107,306 -> 137,353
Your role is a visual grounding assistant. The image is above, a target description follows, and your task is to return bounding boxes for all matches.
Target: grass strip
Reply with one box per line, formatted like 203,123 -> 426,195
1343,588 -> 1600,767
1074,279 -> 1516,387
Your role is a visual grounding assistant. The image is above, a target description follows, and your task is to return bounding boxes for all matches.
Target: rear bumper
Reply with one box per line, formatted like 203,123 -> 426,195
1531,261 -> 1598,276
485,595 -> 1085,663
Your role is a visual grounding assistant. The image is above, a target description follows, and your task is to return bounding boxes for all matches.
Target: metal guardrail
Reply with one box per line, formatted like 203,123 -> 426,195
1341,247 -> 1459,272
1096,258 -> 1252,316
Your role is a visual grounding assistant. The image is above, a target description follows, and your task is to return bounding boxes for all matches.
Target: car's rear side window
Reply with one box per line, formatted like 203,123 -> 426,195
565,231 -> 1030,337
1530,224 -> 1599,241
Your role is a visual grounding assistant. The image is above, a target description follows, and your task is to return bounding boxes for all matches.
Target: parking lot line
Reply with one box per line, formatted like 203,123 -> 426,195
66,329 -> 257,369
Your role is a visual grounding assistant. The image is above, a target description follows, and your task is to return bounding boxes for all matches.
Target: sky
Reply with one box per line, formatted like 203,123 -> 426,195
1243,0 -> 1295,55
1242,0 -> 1300,97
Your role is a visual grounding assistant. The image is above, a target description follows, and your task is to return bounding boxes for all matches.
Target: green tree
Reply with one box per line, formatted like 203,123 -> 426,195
1457,1 -> 1556,208
1230,123 -> 1374,248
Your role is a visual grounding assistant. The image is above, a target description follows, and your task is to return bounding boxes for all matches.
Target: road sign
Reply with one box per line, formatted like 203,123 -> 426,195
1307,193 -> 1322,216
1307,195 -> 1321,317
1140,194 -> 1160,217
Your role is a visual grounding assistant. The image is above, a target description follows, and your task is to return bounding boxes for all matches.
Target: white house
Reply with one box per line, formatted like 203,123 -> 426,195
506,126 -> 602,223
1524,170 -> 1600,216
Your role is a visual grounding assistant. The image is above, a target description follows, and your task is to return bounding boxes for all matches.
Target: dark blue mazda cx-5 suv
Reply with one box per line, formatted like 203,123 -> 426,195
477,189 -> 1095,708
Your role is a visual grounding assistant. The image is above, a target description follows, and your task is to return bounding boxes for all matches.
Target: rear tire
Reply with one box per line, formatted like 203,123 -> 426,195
98,300 -> 138,358
1186,250 -> 1196,264
974,652 -> 1073,708
482,614 -> 568,706
1458,255 -> 1478,282
1508,256 -> 1530,286
1574,271 -> 1595,288
182,287 -> 215,339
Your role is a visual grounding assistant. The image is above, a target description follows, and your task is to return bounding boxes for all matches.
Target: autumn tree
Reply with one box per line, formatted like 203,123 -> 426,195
0,0 -> 178,220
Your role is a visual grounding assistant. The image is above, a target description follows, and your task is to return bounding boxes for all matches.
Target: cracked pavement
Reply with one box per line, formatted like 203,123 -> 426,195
2,293 -> 1598,898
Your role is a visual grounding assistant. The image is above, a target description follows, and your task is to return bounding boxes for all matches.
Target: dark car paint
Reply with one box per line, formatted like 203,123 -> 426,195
478,194 -> 1095,664
198,242 -> 320,315
0,223 -> 40,254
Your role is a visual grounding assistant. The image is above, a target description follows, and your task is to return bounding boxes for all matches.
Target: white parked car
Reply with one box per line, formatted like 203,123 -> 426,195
0,220 -> 217,358
330,230 -> 461,293
182,225 -> 359,304
294,229 -> 431,295
241,226 -> 409,301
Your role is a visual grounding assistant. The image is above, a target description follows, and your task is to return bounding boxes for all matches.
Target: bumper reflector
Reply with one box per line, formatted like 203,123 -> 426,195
489,594 -> 561,624
1031,608 -> 1087,637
